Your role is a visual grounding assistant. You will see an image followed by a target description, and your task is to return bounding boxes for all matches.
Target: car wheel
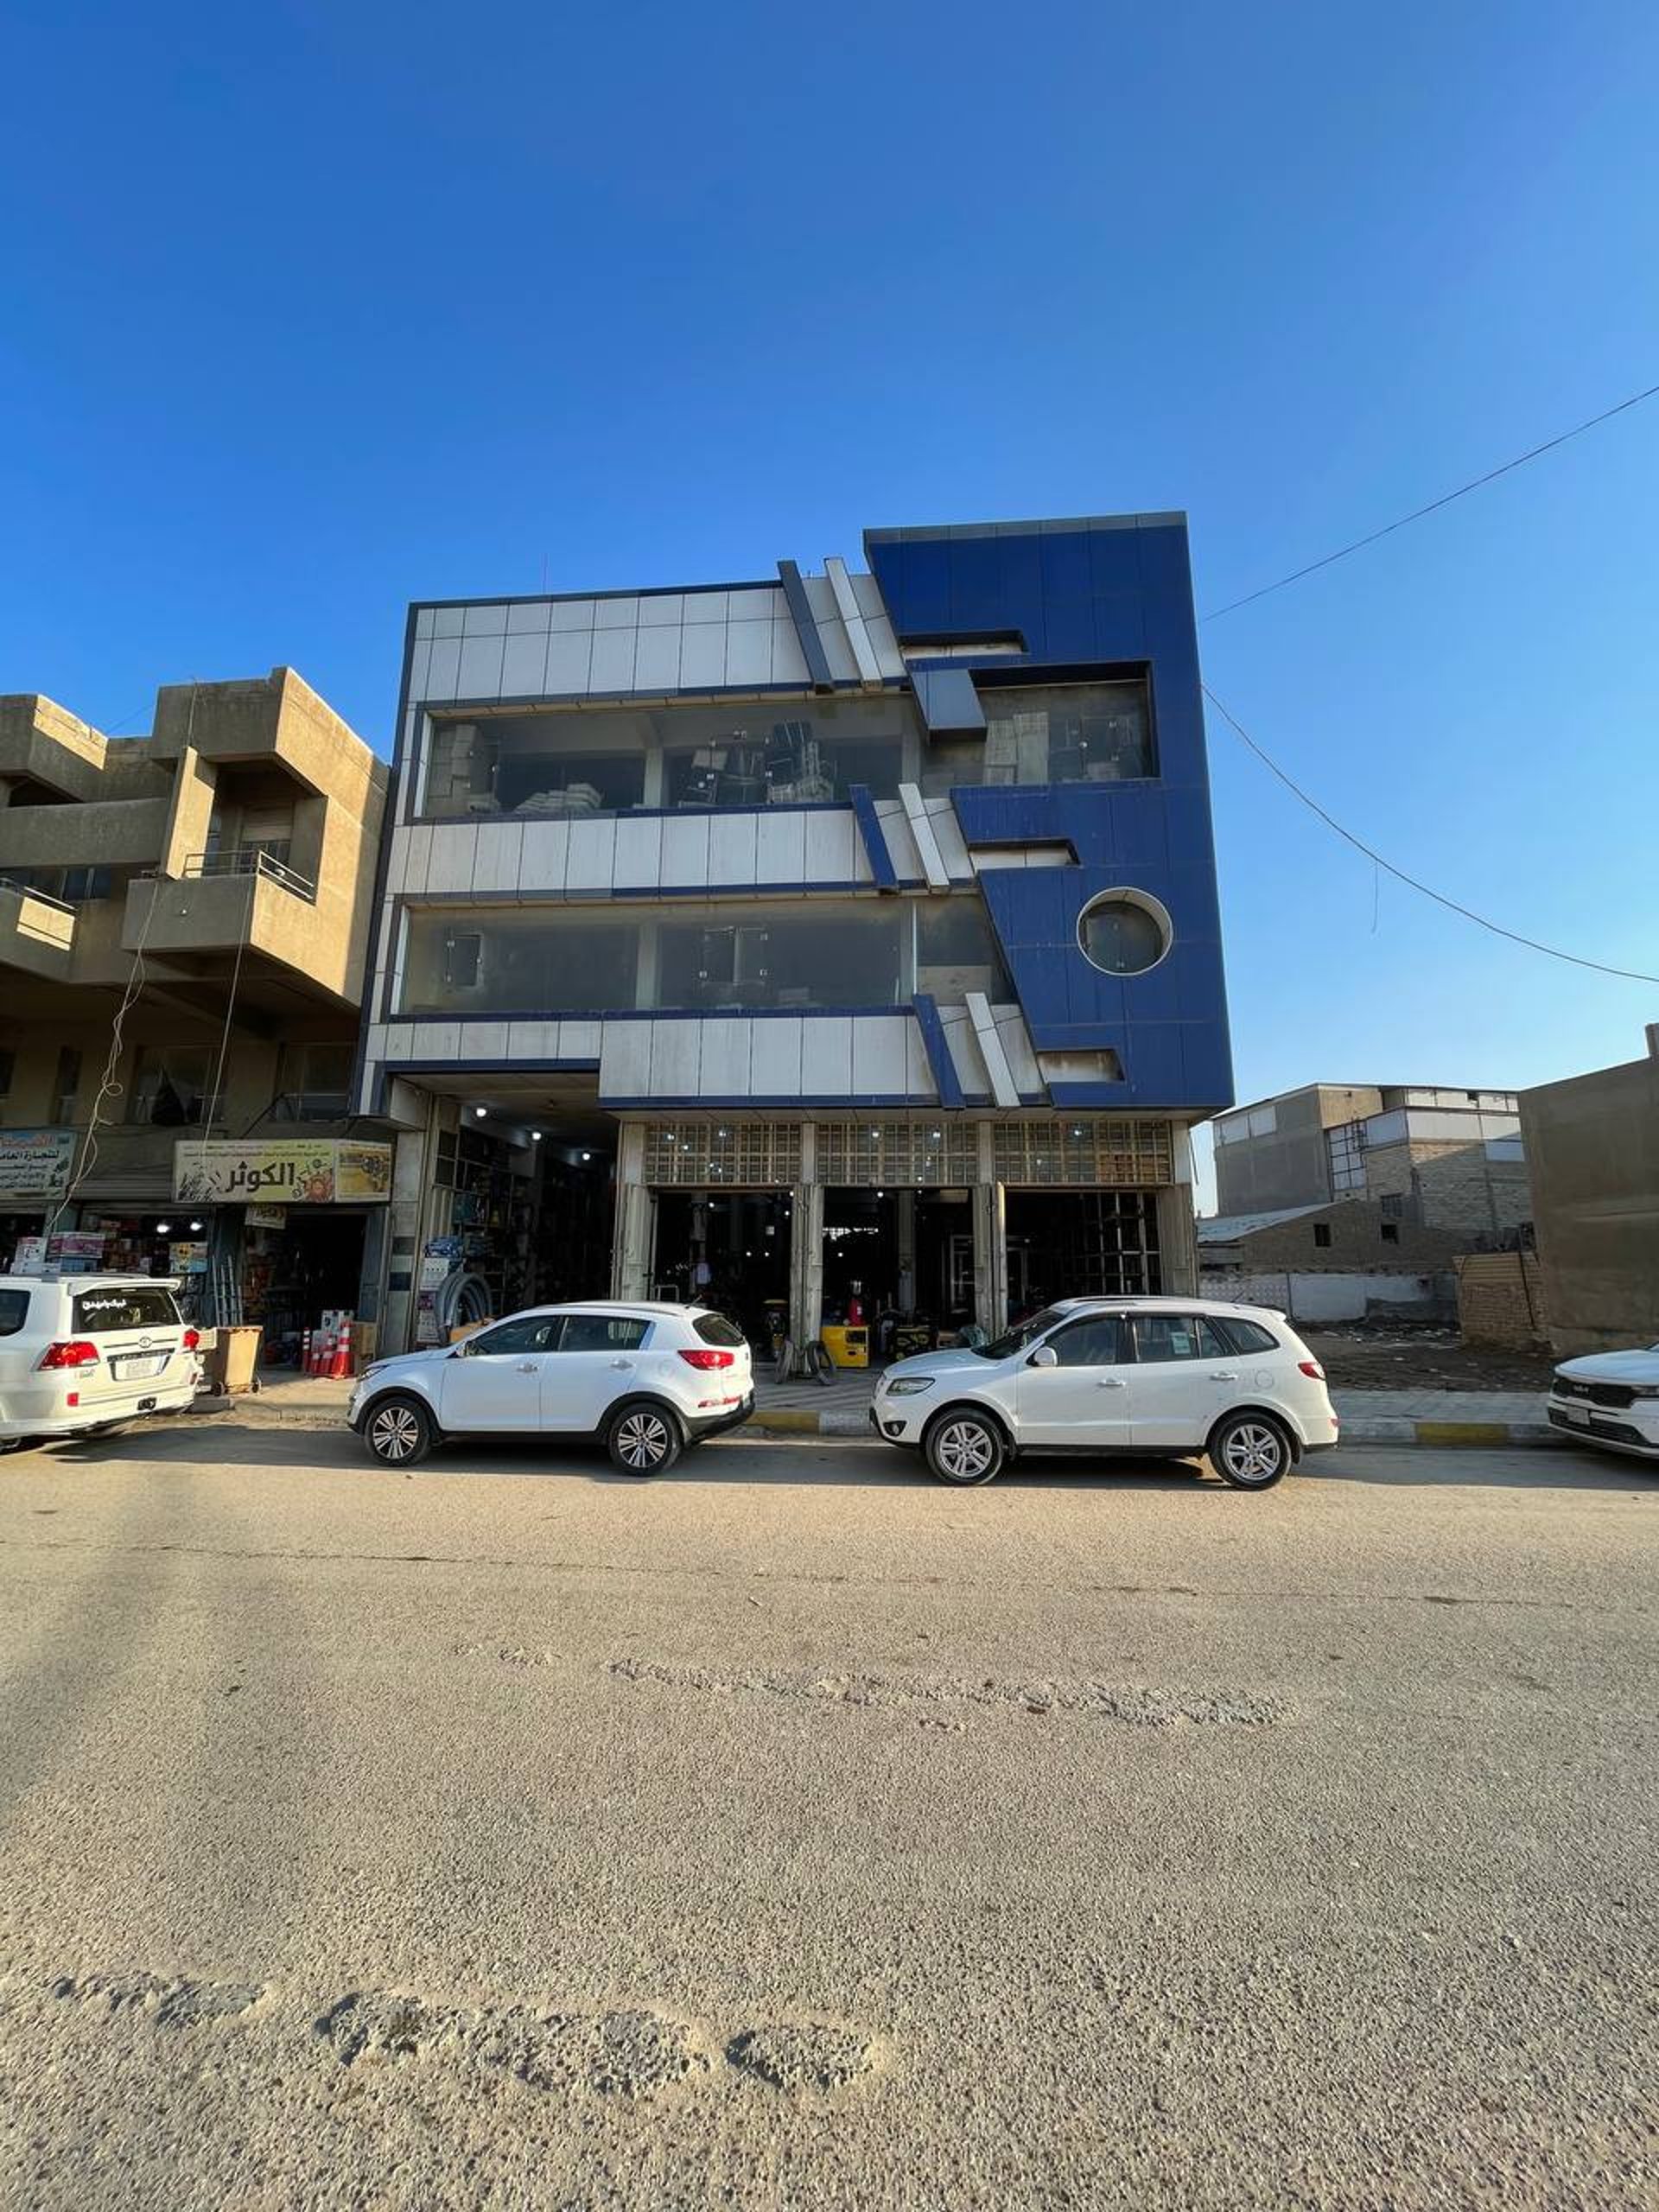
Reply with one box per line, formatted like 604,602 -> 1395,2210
924,1408 -> 1005,1486
1209,1412 -> 1292,1490
607,1402 -> 683,1477
0,1437 -> 23,1456
363,1395 -> 435,1469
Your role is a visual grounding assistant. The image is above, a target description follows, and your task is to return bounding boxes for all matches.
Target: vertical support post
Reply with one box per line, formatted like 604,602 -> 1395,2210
790,1182 -> 824,1350
612,1122 -> 654,1298
972,1179 -> 1007,1337
895,1186 -> 917,1312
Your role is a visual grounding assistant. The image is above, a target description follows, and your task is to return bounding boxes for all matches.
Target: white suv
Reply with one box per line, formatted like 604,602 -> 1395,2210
869,1296 -> 1339,1488
0,1273 -> 200,1449
349,1301 -> 754,1473
1547,1345 -> 1659,1462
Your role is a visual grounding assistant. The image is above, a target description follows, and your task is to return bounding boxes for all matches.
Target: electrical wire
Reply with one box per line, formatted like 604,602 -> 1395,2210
1202,680 -> 1659,986
1202,378 -> 1659,621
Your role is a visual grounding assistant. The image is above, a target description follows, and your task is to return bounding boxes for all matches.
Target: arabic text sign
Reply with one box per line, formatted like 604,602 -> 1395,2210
173,1140 -> 392,1205
0,1128 -> 77,1201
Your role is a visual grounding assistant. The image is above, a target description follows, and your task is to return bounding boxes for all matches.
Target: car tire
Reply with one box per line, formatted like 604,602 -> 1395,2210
362,1394 -> 436,1469
1209,1411 -> 1293,1491
607,1401 -> 683,1477
0,1437 -> 22,1456
924,1408 -> 1006,1486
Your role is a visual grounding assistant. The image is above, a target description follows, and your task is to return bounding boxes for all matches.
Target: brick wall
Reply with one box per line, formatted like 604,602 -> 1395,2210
1203,1198 -> 1459,1272
1456,1251 -> 1548,1347
1362,1140 -> 1532,1240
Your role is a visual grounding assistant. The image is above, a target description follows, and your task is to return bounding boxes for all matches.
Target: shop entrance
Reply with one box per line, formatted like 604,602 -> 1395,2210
652,1190 -> 790,1350
241,1209 -> 370,1363
1003,1189 -> 1160,1313
822,1187 -> 976,1354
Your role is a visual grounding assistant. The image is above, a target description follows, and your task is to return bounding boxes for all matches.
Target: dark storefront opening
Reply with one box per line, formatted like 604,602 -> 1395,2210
435,1122 -> 616,1322
1004,1190 -> 1160,1313
653,1191 -> 791,1351
245,1211 -> 369,1362
822,1187 -> 976,1352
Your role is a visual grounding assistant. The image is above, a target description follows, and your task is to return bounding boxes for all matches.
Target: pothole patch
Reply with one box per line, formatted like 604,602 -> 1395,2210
53,1972 -> 264,2027
610,1660 -> 1289,1726
727,2022 -> 880,2094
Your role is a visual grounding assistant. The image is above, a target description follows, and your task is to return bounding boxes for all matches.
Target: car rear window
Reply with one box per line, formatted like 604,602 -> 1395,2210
693,1313 -> 746,1348
1211,1316 -> 1280,1356
72,1287 -> 182,1333
0,1288 -> 29,1338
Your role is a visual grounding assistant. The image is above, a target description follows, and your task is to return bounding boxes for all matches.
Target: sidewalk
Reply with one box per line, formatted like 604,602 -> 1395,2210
206,1366 -> 1552,1447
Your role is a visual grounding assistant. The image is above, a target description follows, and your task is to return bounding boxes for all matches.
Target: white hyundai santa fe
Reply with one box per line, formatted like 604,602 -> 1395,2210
349,1300 -> 753,1473
869,1295 -> 1340,1488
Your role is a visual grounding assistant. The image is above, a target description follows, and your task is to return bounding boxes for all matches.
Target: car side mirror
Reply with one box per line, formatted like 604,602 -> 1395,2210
454,1338 -> 479,1357
1027,1344 -> 1058,1369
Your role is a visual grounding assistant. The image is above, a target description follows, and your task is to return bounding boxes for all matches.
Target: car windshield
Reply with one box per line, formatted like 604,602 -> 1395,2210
976,1306 -> 1070,1359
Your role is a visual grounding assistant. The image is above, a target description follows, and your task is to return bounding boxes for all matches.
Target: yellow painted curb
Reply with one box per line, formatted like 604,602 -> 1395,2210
748,1409 -> 824,1433
1413,1421 -> 1514,1446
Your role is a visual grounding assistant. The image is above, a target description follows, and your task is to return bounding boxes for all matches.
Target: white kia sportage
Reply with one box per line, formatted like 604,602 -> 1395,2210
349,1300 -> 753,1472
869,1296 -> 1339,1488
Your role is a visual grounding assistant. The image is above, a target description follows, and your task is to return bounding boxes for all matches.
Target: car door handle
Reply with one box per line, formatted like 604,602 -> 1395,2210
516,1362 -> 538,1374
1096,1377 -> 1128,1389
610,1358 -> 633,1370
1209,1370 -> 1239,1382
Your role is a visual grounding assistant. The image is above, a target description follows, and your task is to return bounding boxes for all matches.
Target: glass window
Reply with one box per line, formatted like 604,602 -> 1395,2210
1077,893 -> 1170,977
557,1314 -> 651,1352
54,1046 -> 83,1123
1193,1318 -> 1235,1358
127,1047 -> 210,1126
276,1044 -> 354,1120
467,1314 -> 560,1356
915,899 -> 1012,1001
694,1313 -> 747,1346
72,1286 -> 181,1332
0,1287 -> 29,1336
976,681 -> 1153,787
423,698 -> 912,822
397,900 -> 909,1018
1211,1317 -> 1280,1356
1047,1313 -> 1129,1366
1133,1316 -> 1202,1362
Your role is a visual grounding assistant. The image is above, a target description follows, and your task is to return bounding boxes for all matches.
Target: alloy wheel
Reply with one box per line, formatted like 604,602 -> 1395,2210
935,1420 -> 996,1480
370,1405 -> 423,1463
1220,1422 -> 1284,1484
614,1411 -> 671,1471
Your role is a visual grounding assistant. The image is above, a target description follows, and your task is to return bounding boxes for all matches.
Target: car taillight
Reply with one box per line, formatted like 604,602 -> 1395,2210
1299,1360 -> 1325,1381
678,1348 -> 736,1370
182,1329 -> 200,1353
39,1340 -> 100,1370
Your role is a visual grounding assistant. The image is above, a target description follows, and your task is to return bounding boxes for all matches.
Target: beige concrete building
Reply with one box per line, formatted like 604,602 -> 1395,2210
1519,1033 -> 1659,1355
0,671 -> 388,1343
1211,1083 -> 1530,1243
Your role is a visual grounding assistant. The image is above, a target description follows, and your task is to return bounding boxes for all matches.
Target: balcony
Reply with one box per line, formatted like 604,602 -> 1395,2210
0,874 -> 76,979
123,848 -> 325,986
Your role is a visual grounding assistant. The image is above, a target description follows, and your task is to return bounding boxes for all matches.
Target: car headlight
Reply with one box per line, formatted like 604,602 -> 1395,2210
1630,1385 -> 1659,1401
886,1376 -> 937,1396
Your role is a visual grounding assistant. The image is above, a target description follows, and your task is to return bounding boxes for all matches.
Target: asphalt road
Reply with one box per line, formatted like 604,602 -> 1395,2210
1,1424 -> 1656,2211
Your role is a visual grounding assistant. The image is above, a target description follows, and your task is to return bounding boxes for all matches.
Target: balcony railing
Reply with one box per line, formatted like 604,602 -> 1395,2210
181,847 -> 316,899
0,874 -> 77,916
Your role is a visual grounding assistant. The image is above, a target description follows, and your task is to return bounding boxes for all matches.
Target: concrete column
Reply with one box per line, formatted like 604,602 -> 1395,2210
1154,1185 -> 1198,1295
971,1180 -> 1008,1336
611,1122 -> 654,1298
159,744 -> 218,878
789,1181 -> 824,1348
895,1187 -> 916,1312
380,1098 -> 442,1351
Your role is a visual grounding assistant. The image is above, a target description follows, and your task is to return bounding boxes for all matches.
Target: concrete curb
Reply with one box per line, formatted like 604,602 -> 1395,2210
193,1402 -> 1556,1450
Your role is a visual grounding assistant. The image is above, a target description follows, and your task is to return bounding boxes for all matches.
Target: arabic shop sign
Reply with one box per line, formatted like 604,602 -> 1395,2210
0,1128 -> 78,1202
173,1140 -> 393,1206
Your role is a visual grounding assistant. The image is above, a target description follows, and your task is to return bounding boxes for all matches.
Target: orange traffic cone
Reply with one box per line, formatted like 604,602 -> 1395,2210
330,1319 -> 353,1379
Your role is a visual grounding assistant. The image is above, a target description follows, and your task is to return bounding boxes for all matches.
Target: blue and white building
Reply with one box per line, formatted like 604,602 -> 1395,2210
356,514 -> 1233,1351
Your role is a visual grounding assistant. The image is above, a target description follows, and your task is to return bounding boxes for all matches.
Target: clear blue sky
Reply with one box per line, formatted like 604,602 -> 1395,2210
4,0 -> 1656,1204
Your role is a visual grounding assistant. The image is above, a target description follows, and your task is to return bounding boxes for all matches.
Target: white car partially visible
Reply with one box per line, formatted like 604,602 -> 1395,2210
0,1273 -> 200,1448
349,1300 -> 753,1473
1547,1346 -> 1659,1463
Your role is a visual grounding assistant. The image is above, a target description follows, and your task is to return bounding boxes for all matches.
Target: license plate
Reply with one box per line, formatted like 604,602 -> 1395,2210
112,1354 -> 167,1381
1560,1404 -> 1590,1426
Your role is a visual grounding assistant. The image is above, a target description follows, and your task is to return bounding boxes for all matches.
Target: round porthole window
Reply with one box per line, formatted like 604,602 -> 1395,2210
1077,888 -> 1173,976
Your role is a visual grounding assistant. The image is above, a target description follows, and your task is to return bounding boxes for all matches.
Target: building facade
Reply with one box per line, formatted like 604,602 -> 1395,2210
355,513 -> 1234,1353
1197,1198 -> 1464,1326
1519,1033 -> 1659,1354
0,671 -> 388,1338
1211,1084 -> 1531,1243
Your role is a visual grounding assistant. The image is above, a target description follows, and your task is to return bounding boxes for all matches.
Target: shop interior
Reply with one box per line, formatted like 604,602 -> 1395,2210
818,1187 -> 980,1355
1002,1189 -> 1162,1302
652,1192 -> 791,1351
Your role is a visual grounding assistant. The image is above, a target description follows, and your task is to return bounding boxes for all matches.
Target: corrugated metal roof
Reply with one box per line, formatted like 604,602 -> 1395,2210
1196,1204 -> 1329,1243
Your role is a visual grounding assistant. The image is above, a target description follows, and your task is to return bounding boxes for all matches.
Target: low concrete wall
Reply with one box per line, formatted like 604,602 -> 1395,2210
1202,1268 -> 1454,1324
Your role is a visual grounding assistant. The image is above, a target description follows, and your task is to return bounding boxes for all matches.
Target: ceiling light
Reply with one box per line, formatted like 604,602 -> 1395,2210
531,1131 -> 543,1142
581,1150 -> 592,1162
189,1219 -> 204,1232
474,1105 -> 487,1119
156,1221 -> 171,1236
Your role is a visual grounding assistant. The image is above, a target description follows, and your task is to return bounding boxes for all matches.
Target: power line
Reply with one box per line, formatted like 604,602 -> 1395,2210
1202,378 -> 1659,621
1202,681 -> 1659,986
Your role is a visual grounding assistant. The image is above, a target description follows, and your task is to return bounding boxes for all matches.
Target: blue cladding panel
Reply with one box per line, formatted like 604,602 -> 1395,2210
849,783 -> 897,889
913,667 -> 986,737
912,994 -> 964,1108
867,515 -> 1233,1112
